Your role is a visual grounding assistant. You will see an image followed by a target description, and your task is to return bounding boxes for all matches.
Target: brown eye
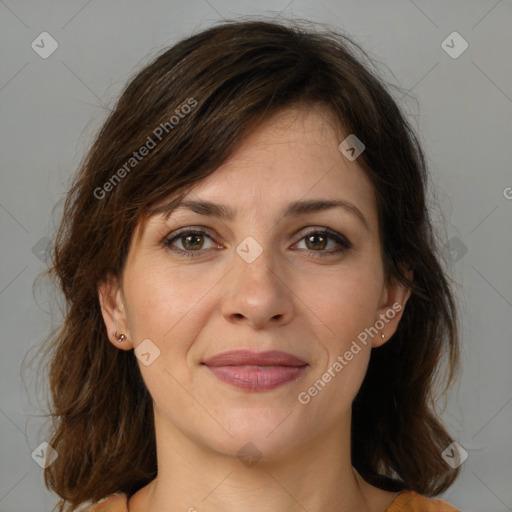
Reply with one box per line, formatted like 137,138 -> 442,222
305,233 -> 328,251
294,228 -> 352,256
181,233 -> 205,251
163,228 -> 219,258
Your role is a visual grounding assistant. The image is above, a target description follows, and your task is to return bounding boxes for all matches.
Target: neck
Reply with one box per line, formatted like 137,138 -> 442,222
131,409 -> 376,512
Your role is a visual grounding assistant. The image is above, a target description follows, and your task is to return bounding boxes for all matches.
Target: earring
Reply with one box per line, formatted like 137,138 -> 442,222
381,333 -> 385,340
115,332 -> 126,343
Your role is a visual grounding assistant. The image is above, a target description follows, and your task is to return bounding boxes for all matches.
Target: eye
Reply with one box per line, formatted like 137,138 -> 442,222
293,228 -> 352,257
163,228 -> 219,258
163,226 -> 352,259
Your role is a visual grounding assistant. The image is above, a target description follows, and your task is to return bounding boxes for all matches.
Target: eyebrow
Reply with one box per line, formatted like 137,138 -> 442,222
151,198 -> 370,231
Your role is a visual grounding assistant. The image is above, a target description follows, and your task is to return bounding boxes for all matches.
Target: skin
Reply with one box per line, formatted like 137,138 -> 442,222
98,105 -> 412,512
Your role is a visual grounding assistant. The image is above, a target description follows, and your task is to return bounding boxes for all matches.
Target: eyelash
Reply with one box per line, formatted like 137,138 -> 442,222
162,227 -> 352,259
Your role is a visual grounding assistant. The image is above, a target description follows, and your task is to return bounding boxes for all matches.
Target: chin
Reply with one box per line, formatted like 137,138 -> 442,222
201,406 -> 305,463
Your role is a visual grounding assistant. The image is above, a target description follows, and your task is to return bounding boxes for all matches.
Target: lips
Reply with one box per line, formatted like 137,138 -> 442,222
203,350 -> 307,367
202,350 -> 308,391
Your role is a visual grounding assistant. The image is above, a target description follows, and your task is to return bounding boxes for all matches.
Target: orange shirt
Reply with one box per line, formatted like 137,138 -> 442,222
80,489 -> 460,511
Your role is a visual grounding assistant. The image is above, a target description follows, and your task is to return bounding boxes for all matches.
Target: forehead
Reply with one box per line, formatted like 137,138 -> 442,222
140,105 -> 378,234
177,107 -> 371,204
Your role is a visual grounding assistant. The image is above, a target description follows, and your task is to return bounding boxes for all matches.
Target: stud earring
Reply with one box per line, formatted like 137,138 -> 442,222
115,332 -> 126,343
381,333 -> 385,340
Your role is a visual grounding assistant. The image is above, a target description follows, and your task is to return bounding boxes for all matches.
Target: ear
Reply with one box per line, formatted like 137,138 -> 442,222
97,274 -> 133,351
372,267 -> 413,348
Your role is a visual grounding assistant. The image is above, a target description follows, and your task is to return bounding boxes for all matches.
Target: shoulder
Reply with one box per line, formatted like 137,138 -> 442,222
386,490 -> 461,511
77,492 -> 128,512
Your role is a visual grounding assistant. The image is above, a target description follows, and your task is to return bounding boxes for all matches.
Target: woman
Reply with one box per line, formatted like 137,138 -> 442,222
40,18 -> 462,512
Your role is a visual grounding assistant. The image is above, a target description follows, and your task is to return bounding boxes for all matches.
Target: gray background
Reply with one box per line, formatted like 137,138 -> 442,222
1,1 -> 511,511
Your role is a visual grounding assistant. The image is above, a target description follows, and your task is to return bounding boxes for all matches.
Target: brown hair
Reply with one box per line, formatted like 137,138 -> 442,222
32,17 -> 460,511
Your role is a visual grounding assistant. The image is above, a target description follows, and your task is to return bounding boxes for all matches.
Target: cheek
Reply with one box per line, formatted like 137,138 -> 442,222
121,264 -> 208,397
295,259 -> 384,342
295,270 -> 378,416
123,259 -> 206,341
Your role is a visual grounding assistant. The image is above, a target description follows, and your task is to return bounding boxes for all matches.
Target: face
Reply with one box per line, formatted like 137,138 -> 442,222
99,105 -> 410,461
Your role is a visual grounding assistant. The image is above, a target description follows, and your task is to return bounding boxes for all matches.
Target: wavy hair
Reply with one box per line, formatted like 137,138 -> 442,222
30,18 -> 460,511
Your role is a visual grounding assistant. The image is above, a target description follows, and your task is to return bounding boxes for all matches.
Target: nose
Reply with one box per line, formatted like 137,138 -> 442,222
220,243 -> 295,330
